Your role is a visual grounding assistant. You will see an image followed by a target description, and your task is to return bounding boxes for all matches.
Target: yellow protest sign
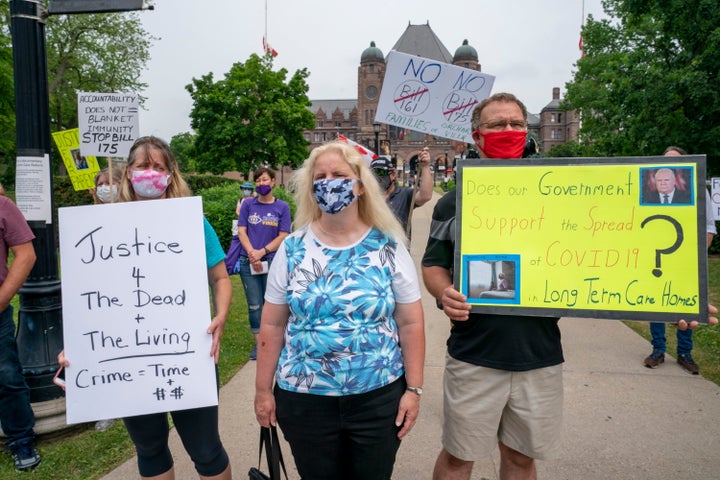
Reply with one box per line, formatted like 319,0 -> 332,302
457,156 -> 708,322
52,128 -> 100,191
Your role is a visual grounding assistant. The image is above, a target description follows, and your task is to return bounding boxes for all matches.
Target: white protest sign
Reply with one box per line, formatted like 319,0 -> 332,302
712,178 -> 720,220
58,197 -> 217,424
376,51 -> 495,143
78,91 -> 139,158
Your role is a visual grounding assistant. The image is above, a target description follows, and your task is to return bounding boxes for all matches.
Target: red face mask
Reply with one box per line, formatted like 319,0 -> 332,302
475,130 -> 527,159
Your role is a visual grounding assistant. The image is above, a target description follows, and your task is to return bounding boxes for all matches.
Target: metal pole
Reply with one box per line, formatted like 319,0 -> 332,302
10,0 -> 64,402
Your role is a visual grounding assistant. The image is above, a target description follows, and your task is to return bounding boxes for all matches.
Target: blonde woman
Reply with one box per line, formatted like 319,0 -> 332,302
255,140 -> 425,479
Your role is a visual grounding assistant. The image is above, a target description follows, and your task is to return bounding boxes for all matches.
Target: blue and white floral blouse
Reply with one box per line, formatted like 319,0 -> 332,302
265,225 -> 421,396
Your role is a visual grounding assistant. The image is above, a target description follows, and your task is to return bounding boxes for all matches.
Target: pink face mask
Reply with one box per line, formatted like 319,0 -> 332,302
475,130 -> 527,159
131,169 -> 170,198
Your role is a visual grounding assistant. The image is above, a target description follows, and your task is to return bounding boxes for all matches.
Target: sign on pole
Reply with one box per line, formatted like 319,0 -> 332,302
375,50 -> 495,143
15,155 -> 52,223
456,156 -> 708,323
78,91 -> 139,158
58,197 -> 218,423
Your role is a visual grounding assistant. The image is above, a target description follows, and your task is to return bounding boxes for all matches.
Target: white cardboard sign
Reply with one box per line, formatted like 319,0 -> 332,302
58,197 -> 218,424
78,91 -> 139,158
376,51 -> 495,143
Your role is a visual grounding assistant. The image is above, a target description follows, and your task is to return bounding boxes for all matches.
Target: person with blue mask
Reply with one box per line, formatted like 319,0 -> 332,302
254,140 -> 426,480
236,181 -> 255,217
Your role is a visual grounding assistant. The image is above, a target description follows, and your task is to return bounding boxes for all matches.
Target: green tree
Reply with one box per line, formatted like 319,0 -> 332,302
187,53 -> 315,175
0,2 -> 154,182
0,31 -> 14,157
1,3 -> 153,132
0,4 -> 15,175
45,11 -> 154,131
546,140 -> 589,158
170,131 -> 196,172
565,0 -> 720,172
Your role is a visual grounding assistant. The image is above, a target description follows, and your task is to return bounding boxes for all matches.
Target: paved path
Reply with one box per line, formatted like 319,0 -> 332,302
103,193 -> 720,480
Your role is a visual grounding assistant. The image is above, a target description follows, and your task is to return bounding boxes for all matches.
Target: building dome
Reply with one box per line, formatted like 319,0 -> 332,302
453,39 -> 478,63
361,41 -> 385,63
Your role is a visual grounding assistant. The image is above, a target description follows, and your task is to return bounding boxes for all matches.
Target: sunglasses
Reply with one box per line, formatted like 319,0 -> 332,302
373,169 -> 392,177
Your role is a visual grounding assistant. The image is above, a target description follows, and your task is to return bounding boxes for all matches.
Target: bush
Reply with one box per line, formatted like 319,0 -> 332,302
185,174 -> 238,193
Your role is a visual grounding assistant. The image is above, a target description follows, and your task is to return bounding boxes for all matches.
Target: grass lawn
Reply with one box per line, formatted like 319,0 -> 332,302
0,275 -> 252,480
624,256 -> 720,385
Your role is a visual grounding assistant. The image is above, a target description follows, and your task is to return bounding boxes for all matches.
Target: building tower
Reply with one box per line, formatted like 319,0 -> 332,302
357,41 -> 386,150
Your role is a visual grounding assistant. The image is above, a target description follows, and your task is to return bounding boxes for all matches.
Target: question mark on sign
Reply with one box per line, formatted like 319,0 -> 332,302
640,215 -> 684,277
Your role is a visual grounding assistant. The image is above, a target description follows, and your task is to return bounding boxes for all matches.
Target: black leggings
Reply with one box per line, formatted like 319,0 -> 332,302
123,404 -> 229,477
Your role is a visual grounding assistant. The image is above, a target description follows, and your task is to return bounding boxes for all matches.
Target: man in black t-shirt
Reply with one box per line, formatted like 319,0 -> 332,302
422,94 -> 717,480
422,93 -> 562,480
372,149 -> 432,236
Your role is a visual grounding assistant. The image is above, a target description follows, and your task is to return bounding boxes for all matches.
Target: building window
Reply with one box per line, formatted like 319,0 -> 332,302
322,132 -> 327,142
318,121 -> 324,127
369,64 -> 375,73
304,133 -> 310,141
550,113 -> 556,123
558,113 -> 562,123
550,129 -> 556,139
335,121 -> 341,127
314,133 -> 321,142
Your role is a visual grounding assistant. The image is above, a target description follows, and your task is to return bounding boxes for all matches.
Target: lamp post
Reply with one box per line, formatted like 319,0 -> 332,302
9,0 -> 153,422
444,149 -> 449,184
373,122 -> 380,155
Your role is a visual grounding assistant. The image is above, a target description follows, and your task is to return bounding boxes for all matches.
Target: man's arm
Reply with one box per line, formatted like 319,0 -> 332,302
413,148 -> 433,207
0,241 -> 36,311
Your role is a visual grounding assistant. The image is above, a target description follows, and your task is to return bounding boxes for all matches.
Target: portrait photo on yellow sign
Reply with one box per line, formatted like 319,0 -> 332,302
456,156 -> 708,323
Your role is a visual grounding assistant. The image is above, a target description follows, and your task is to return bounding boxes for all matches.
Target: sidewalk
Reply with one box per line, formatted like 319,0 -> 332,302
103,193 -> 720,480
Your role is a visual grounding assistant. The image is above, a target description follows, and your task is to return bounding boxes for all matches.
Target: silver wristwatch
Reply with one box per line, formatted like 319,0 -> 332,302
406,386 -> 423,396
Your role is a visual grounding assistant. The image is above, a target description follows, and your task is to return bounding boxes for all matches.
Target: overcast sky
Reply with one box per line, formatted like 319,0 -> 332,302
137,0 -> 608,141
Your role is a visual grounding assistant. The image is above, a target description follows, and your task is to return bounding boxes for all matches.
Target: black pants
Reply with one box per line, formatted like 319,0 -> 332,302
275,378 -> 404,480
123,404 -> 229,477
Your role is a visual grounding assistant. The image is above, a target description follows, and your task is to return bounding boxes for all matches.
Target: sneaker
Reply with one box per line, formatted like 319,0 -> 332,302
677,353 -> 700,375
644,350 -> 665,368
249,344 -> 257,361
11,443 -> 41,471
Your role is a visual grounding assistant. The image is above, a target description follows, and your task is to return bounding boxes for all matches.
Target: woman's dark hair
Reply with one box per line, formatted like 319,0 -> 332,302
253,167 -> 276,181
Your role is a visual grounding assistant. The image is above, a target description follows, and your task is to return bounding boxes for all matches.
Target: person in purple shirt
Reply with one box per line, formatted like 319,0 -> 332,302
237,167 -> 291,360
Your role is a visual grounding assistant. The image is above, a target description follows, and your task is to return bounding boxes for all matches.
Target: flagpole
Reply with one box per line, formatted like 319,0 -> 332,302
265,0 -> 268,41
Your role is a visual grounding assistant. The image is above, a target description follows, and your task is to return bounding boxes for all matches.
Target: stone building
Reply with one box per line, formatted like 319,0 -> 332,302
533,87 -> 580,153
304,22 -> 577,183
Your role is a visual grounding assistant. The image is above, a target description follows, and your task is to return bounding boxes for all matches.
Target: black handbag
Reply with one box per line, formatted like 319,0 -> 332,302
248,426 -> 288,480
